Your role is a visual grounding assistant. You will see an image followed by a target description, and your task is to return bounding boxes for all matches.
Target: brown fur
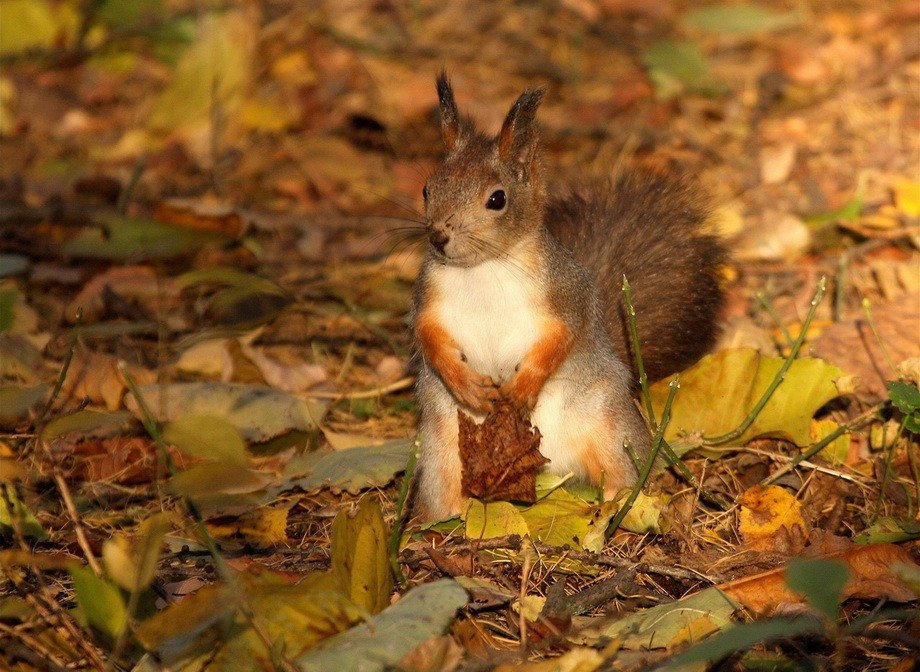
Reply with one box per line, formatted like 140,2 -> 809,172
545,173 -> 724,382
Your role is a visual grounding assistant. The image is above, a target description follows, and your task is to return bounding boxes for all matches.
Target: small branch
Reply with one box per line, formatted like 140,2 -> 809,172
121,367 -> 296,672
761,402 -> 883,486
622,276 -> 655,427
861,297 -> 898,376
705,277 -> 827,446
756,291 -> 793,348
388,439 -> 419,588
607,378 -> 678,536
305,376 -> 414,400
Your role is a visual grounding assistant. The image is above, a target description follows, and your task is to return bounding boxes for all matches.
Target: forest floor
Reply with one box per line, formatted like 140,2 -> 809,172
1,1 -> 918,671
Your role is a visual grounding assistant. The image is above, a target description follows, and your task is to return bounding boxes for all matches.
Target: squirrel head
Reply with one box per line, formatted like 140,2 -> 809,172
422,73 -> 547,267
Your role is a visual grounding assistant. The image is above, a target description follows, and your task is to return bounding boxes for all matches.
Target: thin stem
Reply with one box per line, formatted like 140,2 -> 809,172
872,418 -> 905,523
834,251 -> 849,323
705,277 -> 827,446
762,402 -> 884,486
861,297 -> 897,376
120,366 -> 295,672
388,440 -> 419,588
622,276 -> 655,427
756,292 -> 793,348
607,378 -> 679,536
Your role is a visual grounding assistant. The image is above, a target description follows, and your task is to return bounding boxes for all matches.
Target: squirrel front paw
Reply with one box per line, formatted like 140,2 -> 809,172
501,367 -> 543,412
451,371 -> 500,413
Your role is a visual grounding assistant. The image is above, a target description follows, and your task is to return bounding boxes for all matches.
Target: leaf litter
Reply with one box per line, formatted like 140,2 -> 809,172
0,1 -> 918,671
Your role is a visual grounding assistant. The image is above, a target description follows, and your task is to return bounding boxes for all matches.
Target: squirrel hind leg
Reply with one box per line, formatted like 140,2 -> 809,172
414,408 -> 466,522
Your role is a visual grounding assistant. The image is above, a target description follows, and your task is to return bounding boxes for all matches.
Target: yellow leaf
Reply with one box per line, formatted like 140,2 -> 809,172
738,485 -> 809,554
809,419 -> 850,464
330,496 -> 393,615
894,178 -> 920,218
464,500 -> 529,540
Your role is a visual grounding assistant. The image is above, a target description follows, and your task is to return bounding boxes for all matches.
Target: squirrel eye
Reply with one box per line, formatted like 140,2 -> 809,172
422,185 -> 429,201
486,189 -> 506,210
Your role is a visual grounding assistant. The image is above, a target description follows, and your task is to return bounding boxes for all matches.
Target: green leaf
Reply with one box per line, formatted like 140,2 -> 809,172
642,40 -> 724,99
574,587 -> 739,650
70,567 -> 128,640
520,488 -> 596,549
662,616 -> 823,668
888,381 -> 920,414
42,409 -> 136,440
786,558 -> 849,621
330,497 -> 393,615
682,4 -> 801,35
103,512 -> 171,592
286,439 -> 413,495
0,384 -> 47,426
64,215 -> 228,261
163,415 -> 249,466
96,0 -> 166,29
804,191 -> 863,228
296,579 -> 468,671
464,500 -> 530,540
854,517 -> 920,545
148,10 -> 255,133
0,254 -> 27,279
137,569 -> 365,669
0,485 -> 46,539
0,288 -> 14,331
126,382 -> 327,442
0,0 -> 79,56
651,349 -> 849,446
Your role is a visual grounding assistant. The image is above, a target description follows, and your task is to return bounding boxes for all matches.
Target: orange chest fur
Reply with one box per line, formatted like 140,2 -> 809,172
424,258 -> 552,383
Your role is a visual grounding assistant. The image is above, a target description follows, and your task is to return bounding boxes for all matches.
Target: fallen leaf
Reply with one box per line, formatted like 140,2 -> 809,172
812,295 -> 919,399
66,266 -> 178,323
285,439 -> 414,495
0,384 -> 47,426
125,382 -> 327,442
207,506 -> 290,547
458,401 -> 548,504
760,143 -> 797,185
154,198 -> 246,237
642,40 -> 723,99
70,567 -> 128,639
719,543 -> 920,614
572,587 -> 738,649
681,4 -> 801,35
103,512 -> 171,592
651,349 -> 850,446
296,579 -> 468,672
330,496 -> 393,615
62,349 -> 155,411
738,485 -> 810,555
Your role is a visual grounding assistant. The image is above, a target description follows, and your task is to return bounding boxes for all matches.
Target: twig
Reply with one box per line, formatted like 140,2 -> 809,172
756,291 -> 794,348
834,252 -> 849,323
305,376 -> 414,400
705,277 -> 827,446
0,486 -> 108,671
622,279 -> 725,506
761,402 -> 884,486
120,367 -> 297,672
622,276 -> 655,427
861,297 -> 898,376
388,439 -> 419,588
607,378 -> 678,536
873,417 -> 906,523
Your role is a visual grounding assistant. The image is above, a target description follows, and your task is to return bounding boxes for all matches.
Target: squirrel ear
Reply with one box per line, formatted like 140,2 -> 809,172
498,88 -> 545,170
436,72 -> 462,151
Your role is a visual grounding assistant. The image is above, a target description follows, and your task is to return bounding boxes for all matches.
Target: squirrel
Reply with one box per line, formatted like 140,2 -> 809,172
411,74 -> 725,521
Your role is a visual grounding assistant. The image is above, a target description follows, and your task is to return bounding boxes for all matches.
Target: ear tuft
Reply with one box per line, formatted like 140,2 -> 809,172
498,88 -> 545,166
436,71 -> 461,151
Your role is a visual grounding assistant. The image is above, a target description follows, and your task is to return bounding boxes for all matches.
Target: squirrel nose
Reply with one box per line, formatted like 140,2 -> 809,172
429,230 -> 449,253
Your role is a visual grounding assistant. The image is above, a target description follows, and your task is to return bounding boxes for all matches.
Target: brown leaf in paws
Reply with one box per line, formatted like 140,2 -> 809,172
458,400 -> 548,503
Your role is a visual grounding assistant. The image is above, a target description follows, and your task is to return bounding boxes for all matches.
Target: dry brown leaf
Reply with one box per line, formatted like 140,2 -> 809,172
67,266 -> 179,323
738,485 -> 810,555
61,437 -> 190,485
720,542 -> 920,615
154,198 -> 246,237
397,635 -> 463,672
458,401 -> 548,504
61,349 -> 155,411
812,294 -> 920,399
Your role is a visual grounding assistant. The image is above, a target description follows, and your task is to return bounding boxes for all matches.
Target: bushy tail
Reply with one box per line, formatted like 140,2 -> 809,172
545,171 -> 725,383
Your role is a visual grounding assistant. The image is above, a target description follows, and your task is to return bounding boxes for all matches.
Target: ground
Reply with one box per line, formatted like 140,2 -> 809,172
0,1 -> 918,671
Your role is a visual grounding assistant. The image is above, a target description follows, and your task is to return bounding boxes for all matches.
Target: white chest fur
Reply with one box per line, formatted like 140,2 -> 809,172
431,259 -> 541,382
